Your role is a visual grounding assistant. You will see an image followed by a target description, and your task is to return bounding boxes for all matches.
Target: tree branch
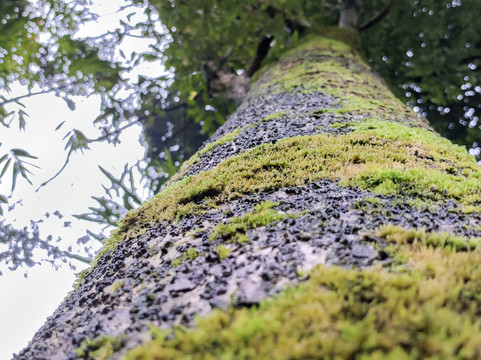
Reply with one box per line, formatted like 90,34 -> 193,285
359,0 -> 395,32
89,119 -> 143,143
89,102 -> 190,143
246,36 -> 274,78
461,55 -> 481,64
35,101 -> 191,192
36,151 -> 72,192
264,6 -> 307,35
62,251 -> 92,265
0,89 -> 57,107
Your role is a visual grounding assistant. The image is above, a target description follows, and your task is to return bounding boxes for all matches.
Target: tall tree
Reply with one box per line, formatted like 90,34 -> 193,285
2,0 -> 481,274
15,9 -> 481,359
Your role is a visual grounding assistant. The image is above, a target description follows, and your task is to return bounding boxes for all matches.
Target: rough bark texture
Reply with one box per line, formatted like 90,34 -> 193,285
16,32 -> 481,359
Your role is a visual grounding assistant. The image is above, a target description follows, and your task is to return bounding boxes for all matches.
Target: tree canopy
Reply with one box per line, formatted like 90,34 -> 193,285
1,0 -> 480,272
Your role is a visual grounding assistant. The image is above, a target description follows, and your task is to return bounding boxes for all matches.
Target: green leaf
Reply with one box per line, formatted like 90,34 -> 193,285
11,148 -> 38,159
0,158 -> 11,179
55,121 -> 66,131
64,98 -> 76,111
142,54 -> 158,62
64,129 -> 90,153
0,153 -> 8,165
98,166 -> 119,185
18,109 -> 28,131
11,163 -> 19,192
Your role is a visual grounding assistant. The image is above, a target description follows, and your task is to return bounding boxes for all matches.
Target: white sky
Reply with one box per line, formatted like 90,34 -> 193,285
0,2 -> 163,358
0,91 -> 145,360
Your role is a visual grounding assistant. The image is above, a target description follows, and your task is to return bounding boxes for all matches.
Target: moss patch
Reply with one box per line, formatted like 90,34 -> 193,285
171,111 -> 290,183
125,226 -> 481,359
258,111 -> 288,123
379,223 -> 481,252
80,36 -> 478,283
90,119 -> 480,270
251,35 -> 417,124
215,244 -> 231,260
75,335 -> 126,360
171,248 -> 202,268
209,201 -> 296,244
170,129 -> 242,183
104,279 -> 126,294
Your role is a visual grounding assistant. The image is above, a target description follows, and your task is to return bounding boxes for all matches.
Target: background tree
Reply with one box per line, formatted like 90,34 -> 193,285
1,0 -> 481,272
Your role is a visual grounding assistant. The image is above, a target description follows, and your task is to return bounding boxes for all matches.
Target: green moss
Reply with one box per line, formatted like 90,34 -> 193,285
329,121 -> 349,128
186,248 -> 200,260
310,26 -> 362,52
200,130 -> 240,156
353,196 -> 382,210
251,35 -> 416,124
110,279 -> 126,292
464,224 -> 481,232
125,226 -> 481,359
312,108 -> 332,115
78,36 -> 479,285
171,258 -> 183,268
75,335 -> 126,360
260,111 -> 287,122
170,129 -> 241,184
215,244 -> 231,260
209,201 -> 293,244
364,196 -> 382,205
378,224 -> 481,252
296,267 -> 307,277
171,247 -> 202,267
82,119 -> 481,279
458,205 -> 481,214
353,120 -> 468,158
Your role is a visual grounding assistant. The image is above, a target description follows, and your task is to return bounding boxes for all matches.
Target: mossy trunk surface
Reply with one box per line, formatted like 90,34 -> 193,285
16,32 -> 481,360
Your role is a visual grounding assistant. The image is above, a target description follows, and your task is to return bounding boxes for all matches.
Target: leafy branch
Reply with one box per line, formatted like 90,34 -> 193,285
36,129 -> 90,192
0,145 -> 40,205
74,164 -> 144,228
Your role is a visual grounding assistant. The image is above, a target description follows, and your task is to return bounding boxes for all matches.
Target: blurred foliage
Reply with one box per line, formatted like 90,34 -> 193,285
1,0 -> 481,271
0,205 -> 92,275
362,0 -> 481,158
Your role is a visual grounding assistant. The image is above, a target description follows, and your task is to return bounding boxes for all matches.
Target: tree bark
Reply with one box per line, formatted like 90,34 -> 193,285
339,0 -> 362,30
15,30 -> 481,359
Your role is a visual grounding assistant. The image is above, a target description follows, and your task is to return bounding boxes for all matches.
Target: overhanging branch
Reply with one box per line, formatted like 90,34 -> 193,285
359,0 -> 395,32
246,36 -> 274,78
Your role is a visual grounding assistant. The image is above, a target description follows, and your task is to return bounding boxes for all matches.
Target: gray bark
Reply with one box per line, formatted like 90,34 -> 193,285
339,0 -> 363,30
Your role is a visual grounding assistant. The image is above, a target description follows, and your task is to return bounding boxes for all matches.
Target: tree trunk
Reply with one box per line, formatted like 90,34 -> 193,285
339,0 -> 362,30
16,30 -> 481,359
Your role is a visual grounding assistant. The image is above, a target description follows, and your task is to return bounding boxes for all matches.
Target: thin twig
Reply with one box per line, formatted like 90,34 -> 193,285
359,0 -> 395,32
0,89 -> 57,107
63,252 -> 92,264
246,36 -> 274,78
36,152 -> 72,192
89,102 -> 189,143
36,101 -> 191,191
